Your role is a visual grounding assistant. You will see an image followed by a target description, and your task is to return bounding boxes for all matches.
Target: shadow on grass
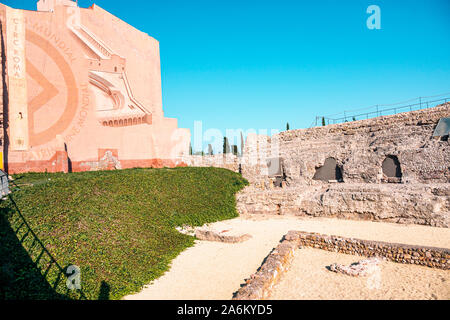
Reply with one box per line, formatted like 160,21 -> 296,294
0,196 -> 87,300
98,281 -> 110,300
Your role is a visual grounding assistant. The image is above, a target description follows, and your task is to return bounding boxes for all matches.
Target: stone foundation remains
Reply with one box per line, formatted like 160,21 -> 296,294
232,238 -> 297,300
233,230 -> 450,300
286,231 -> 449,270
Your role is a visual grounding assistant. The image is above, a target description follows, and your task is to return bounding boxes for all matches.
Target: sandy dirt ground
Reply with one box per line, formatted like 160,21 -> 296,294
270,247 -> 450,300
124,215 -> 450,300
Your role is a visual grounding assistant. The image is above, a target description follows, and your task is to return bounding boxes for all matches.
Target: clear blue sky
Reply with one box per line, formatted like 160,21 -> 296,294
3,0 -> 450,152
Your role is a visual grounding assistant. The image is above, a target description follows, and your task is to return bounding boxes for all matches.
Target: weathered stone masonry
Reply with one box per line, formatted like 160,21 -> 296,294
287,231 -> 449,270
233,237 -> 297,300
185,104 -> 450,227
233,230 -> 450,300
237,105 -> 450,227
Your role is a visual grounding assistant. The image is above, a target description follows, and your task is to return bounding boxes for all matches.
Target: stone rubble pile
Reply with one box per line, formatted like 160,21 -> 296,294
195,229 -> 252,243
176,224 -> 252,243
328,257 -> 383,277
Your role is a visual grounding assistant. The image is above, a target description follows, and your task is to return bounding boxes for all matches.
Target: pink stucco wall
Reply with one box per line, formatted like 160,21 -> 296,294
0,0 -> 190,173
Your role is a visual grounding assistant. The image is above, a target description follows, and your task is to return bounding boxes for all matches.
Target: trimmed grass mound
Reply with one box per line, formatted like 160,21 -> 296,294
0,167 -> 248,300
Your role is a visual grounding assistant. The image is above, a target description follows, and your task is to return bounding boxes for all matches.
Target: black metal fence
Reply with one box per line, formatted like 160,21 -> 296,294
314,96 -> 449,127
4,192 -> 87,300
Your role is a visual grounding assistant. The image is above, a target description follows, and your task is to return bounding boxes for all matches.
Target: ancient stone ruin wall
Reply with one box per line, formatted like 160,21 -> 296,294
238,105 -> 449,227
277,104 -> 449,186
236,104 -> 450,227
233,104 -> 449,186
184,104 -> 450,227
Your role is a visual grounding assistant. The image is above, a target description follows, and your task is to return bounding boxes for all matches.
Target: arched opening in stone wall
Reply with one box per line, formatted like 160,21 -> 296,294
313,157 -> 343,182
382,155 -> 402,179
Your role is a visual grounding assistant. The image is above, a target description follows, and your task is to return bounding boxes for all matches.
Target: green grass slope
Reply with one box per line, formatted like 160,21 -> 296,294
0,167 -> 248,300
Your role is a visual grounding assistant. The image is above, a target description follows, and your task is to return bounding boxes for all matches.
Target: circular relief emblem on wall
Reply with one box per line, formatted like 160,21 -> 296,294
25,29 -> 79,147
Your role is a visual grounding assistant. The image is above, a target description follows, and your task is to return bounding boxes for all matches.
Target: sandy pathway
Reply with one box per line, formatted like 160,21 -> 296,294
271,247 -> 450,300
124,215 -> 450,300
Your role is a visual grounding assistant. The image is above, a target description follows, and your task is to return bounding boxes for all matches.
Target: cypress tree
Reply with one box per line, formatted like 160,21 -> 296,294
223,137 -> 230,154
232,145 -> 238,156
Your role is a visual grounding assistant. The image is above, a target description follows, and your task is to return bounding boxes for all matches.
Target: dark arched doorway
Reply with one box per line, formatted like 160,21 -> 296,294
382,155 -> 402,179
313,157 -> 343,182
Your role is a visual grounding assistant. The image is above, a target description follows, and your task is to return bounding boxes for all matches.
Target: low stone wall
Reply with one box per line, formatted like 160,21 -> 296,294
195,229 -> 252,243
233,239 -> 297,300
286,231 -> 449,270
233,230 -> 449,300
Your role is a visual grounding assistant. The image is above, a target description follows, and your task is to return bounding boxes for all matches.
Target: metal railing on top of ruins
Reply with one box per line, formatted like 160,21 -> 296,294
313,95 -> 449,127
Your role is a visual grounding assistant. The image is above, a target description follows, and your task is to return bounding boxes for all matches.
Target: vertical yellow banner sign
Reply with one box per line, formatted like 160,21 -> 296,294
6,7 -> 29,151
